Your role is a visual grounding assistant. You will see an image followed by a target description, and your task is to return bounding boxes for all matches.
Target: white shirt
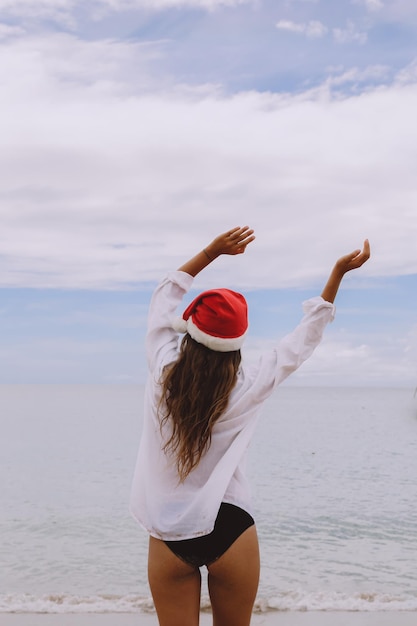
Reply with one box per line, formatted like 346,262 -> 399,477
130,270 -> 335,540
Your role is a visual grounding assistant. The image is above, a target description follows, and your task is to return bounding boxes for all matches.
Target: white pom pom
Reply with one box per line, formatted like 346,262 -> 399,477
172,316 -> 188,334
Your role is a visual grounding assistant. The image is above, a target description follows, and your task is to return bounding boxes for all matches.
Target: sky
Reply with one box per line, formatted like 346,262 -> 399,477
1,0 -> 417,386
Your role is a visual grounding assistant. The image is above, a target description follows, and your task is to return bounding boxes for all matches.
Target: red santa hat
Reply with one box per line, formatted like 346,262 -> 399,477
172,288 -> 248,352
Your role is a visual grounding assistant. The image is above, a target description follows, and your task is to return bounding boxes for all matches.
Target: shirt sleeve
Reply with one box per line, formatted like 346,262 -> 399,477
242,296 -> 335,402
145,270 -> 194,376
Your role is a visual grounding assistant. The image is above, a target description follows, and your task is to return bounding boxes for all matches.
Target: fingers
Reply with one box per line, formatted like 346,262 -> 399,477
210,225 -> 255,257
227,225 -> 255,248
346,239 -> 371,270
336,239 -> 370,273
353,239 -> 371,266
348,249 -> 362,261
227,225 -> 254,239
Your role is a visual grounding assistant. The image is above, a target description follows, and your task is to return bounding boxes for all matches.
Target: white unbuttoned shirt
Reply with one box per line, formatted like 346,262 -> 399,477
130,271 -> 335,540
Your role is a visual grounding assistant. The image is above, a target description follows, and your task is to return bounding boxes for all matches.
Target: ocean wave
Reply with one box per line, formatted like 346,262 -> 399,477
256,590 -> 417,612
0,594 -> 155,614
2,591 -> 417,614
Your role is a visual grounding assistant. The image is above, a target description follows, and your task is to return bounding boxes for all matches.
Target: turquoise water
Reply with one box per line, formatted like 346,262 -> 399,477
1,385 -> 417,613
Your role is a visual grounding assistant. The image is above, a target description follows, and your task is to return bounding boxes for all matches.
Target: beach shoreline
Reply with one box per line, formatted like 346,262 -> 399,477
1,612 -> 417,626
3,387 -> 417,622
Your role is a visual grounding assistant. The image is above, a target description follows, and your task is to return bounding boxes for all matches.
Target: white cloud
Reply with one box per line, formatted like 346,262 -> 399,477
395,59 -> 417,84
353,0 -> 384,11
324,65 -> 390,86
0,23 -> 26,37
0,0 -> 73,9
113,0 -> 253,7
333,20 -> 367,44
286,331 -> 417,388
365,0 -> 384,10
385,1 -> 417,19
1,33 -> 417,291
0,0 -> 253,22
276,19 -> 328,38
243,328 -> 417,388
305,20 -> 328,37
276,19 -> 305,34
0,0 -> 76,27
276,17 -> 369,47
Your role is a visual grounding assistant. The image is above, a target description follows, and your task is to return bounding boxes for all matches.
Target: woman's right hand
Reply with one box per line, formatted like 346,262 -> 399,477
206,226 -> 255,258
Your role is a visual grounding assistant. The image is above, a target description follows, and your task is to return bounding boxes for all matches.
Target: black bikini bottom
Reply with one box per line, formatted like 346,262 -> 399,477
164,502 -> 255,568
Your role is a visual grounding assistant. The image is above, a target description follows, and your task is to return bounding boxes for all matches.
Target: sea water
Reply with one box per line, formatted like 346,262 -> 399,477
1,384 -> 417,613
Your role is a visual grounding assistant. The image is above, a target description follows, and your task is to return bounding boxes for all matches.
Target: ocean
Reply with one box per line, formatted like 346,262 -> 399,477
1,384 -> 417,614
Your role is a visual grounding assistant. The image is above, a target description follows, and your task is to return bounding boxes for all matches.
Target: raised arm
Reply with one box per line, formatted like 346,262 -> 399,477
178,225 -> 255,277
321,239 -> 371,304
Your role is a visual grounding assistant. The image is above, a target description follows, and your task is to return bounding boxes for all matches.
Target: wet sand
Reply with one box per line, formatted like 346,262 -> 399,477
1,612 -> 416,626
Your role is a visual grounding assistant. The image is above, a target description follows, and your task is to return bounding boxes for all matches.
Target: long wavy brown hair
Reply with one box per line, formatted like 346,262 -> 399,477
159,334 -> 241,482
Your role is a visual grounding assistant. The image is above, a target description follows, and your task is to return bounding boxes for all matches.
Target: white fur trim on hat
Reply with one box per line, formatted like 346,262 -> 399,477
172,316 -> 188,334
185,318 -> 246,352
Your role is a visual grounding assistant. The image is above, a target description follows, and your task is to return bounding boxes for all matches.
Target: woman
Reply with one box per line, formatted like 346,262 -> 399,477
130,225 -> 370,626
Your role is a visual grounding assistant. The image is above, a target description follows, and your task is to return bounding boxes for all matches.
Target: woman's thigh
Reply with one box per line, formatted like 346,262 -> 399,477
207,525 -> 260,626
148,536 -> 202,626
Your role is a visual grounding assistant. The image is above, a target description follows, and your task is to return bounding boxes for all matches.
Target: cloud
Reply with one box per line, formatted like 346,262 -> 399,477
283,329 -> 417,387
385,1 -> 417,19
324,65 -> 390,86
0,0 -> 253,22
243,326 -> 417,388
333,20 -> 367,44
1,32 -> 417,291
276,19 -> 306,34
276,19 -> 328,38
365,0 -> 384,10
276,18 -> 368,45
395,59 -> 417,84
114,0 -> 253,8
353,0 -> 384,11
0,0 -> 76,27
0,23 -> 26,37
